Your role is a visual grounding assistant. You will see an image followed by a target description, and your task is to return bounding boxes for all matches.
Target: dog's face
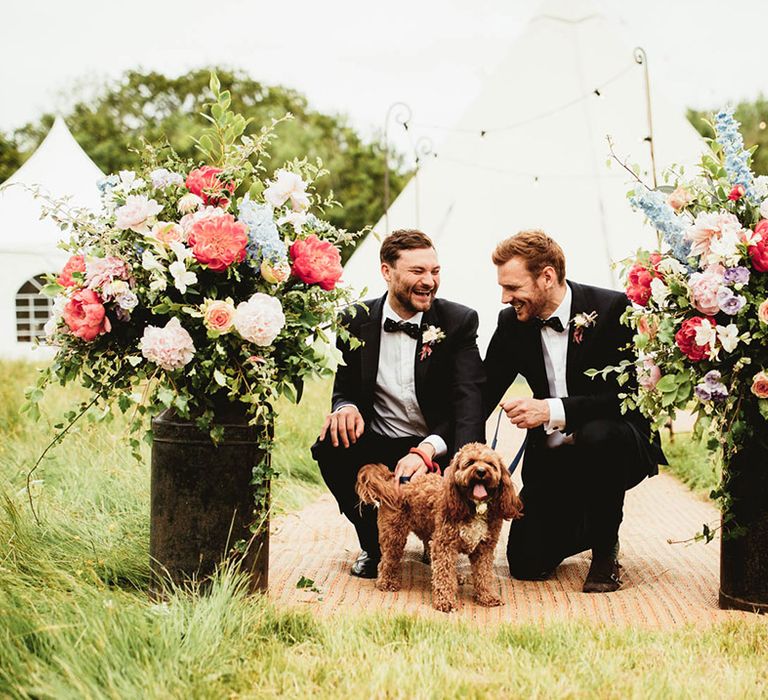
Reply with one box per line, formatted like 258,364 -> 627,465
445,442 -> 522,521
451,443 -> 506,504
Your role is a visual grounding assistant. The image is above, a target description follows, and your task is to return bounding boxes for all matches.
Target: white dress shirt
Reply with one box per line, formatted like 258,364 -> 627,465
539,285 -> 573,447
338,297 -> 447,457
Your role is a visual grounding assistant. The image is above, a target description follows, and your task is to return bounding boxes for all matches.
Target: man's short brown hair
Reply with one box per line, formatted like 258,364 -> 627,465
380,229 -> 435,265
491,229 -> 566,283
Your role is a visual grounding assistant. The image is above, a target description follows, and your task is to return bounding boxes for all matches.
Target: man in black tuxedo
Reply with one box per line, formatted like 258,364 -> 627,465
483,230 -> 664,592
312,229 -> 486,578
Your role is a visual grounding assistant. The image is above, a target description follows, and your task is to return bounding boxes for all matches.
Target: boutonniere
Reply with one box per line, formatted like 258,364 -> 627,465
419,324 -> 445,360
571,311 -> 598,344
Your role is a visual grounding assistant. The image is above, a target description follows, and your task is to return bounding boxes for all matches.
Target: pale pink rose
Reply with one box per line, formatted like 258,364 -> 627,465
260,259 -> 291,284
688,265 -> 725,316
115,194 -> 164,233
759,299 -> 768,324
685,211 -> 745,263
85,256 -> 129,290
140,317 -> 195,371
177,192 -> 204,215
637,358 -> 662,390
263,169 -> 310,211
751,371 -> 768,399
151,222 -> 185,246
233,293 -> 286,346
667,186 -> 693,212
202,299 -> 236,334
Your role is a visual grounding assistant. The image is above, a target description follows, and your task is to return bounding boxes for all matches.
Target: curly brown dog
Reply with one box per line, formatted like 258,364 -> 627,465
356,442 -> 522,612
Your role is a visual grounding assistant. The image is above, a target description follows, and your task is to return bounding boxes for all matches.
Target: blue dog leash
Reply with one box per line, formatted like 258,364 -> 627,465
490,407 -> 528,475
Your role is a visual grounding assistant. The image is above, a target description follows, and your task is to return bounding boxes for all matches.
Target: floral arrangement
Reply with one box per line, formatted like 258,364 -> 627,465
24,75 -> 362,515
603,108 -> 768,519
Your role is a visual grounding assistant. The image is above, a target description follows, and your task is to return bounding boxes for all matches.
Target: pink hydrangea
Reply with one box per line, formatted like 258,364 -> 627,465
233,293 -> 286,346
140,317 -> 195,370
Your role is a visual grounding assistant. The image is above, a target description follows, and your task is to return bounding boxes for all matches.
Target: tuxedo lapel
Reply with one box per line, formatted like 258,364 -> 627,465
414,304 -> 437,406
360,295 -> 385,400
565,280 -> 588,390
527,325 -> 550,397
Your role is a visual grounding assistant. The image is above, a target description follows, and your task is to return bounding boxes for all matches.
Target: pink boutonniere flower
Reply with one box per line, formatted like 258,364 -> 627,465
419,324 -> 445,360
571,311 -> 598,344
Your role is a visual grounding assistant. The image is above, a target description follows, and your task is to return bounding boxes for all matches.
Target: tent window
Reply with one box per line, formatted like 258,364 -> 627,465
16,275 -> 53,343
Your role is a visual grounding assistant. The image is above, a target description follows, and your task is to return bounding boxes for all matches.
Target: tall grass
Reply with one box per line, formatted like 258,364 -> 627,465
2,360 -> 765,699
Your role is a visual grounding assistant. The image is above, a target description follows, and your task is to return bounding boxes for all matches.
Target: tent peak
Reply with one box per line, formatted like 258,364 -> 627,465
530,0 -> 604,25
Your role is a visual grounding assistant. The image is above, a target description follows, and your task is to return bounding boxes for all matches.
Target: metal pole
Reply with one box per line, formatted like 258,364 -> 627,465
383,102 -> 412,235
634,47 -> 657,188
413,136 -> 434,229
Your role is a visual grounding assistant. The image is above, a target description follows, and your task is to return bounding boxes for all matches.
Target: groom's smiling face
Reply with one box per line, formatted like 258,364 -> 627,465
382,246 -> 441,318
497,256 -> 556,322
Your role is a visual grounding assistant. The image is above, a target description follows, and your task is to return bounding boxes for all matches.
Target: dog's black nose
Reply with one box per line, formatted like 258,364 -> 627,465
476,467 -> 486,477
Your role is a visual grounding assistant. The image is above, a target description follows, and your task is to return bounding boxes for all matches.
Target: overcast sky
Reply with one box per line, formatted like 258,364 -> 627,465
2,0 -> 767,159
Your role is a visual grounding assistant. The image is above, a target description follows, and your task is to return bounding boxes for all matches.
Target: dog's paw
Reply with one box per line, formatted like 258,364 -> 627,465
432,597 -> 457,613
375,578 -> 401,592
474,592 -> 502,607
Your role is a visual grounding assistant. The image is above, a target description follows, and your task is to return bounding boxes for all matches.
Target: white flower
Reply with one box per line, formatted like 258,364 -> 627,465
115,194 -> 163,234
177,192 -> 204,215
694,318 -> 718,349
140,317 -> 195,371
754,175 -> 768,200
760,199 -> 768,220
141,250 -> 165,273
115,290 -> 138,310
169,260 -> 197,294
150,168 -> 184,189
150,278 -> 167,292
264,169 -> 310,211
421,325 -> 445,344
234,293 -> 286,346
277,210 -> 308,234
169,241 -> 193,263
708,226 -> 743,267
117,170 -> 145,192
656,257 -> 687,277
44,295 -> 68,339
744,228 -> 763,246
650,278 -> 670,306
717,323 -> 740,353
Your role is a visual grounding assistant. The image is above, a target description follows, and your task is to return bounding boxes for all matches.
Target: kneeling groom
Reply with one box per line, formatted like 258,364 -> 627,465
312,229 -> 486,578
484,230 -> 665,592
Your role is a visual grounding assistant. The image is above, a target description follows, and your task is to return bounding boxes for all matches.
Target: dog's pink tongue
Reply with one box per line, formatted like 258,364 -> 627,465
472,483 -> 488,500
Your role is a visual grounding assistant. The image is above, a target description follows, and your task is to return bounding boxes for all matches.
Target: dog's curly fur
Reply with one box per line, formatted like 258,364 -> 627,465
356,442 -> 522,612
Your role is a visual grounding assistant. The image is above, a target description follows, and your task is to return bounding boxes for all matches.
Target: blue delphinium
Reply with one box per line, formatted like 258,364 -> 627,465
714,109 -> 756,202
238,195 -> 287,267
629,187 -> 691,262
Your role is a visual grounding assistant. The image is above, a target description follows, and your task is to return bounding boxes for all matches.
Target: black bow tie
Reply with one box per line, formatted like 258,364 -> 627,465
533,316 -> 565,333
384,317 -> 422,340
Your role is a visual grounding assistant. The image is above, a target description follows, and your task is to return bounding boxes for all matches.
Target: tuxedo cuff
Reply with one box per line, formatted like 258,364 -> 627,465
421,434 -> 447,458
544,399 -> 566,433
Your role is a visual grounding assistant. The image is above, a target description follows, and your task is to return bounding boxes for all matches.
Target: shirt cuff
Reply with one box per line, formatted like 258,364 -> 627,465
544,398 -> 566,433
333,403 -> 357,414
420,435 -> 448,459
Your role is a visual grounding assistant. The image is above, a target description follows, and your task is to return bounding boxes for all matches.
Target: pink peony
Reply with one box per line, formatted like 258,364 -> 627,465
202,299 -> 236,334
758,299 -> 768,324
115,194 -> 164,233
289,234 -> 343,291
637,358 -> 662,390
685,211 -> 744,262
57,254 -> 86,287
85,256 -> 130,290
151,222 -> 185,246
675,316 -> 715,362
264,169 -> 310,211
688,265 -> 724,315
187,213 -> 248,272
752,371 -> 768,399
62,288 -> 111,341
185,166 -> 233,208
234,293 -> 286,346
140,317 -> 195,370
749,220 -> 768,272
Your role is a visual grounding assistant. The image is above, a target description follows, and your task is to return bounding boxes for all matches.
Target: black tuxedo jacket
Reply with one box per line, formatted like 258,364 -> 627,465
483,280 -> 664,474
331,294 -> 486,459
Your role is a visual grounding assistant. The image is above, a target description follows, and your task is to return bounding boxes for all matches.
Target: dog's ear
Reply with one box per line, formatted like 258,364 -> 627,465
443,463 -> 471,522
497,460 -> 523,520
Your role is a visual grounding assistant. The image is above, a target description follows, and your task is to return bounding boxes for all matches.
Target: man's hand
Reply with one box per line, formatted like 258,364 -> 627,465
394,442 -> 435,485
319,405 -> 365,448
501,397 -> 550,430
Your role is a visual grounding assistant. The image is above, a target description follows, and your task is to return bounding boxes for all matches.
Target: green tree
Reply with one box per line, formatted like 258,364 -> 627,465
687,96 -> 768,175
7,68 -> 409,261
0,132 -> 23,183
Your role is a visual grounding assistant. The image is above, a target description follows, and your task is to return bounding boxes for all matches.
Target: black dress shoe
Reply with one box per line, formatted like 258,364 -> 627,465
350,551 -> 380,578
583,553 -> 621,593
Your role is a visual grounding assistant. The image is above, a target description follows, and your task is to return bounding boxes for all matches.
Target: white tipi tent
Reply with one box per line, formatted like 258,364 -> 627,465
0,117 -> 103,359
343,0 -> 704,349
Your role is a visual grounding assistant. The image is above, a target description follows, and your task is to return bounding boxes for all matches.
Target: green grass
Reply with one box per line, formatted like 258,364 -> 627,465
1,361 -> 765,699
662,430 -> 721,498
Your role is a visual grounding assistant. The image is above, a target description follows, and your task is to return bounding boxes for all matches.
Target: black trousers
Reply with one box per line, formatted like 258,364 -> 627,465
311,431 -> 423,556
507,418 -> 649,579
